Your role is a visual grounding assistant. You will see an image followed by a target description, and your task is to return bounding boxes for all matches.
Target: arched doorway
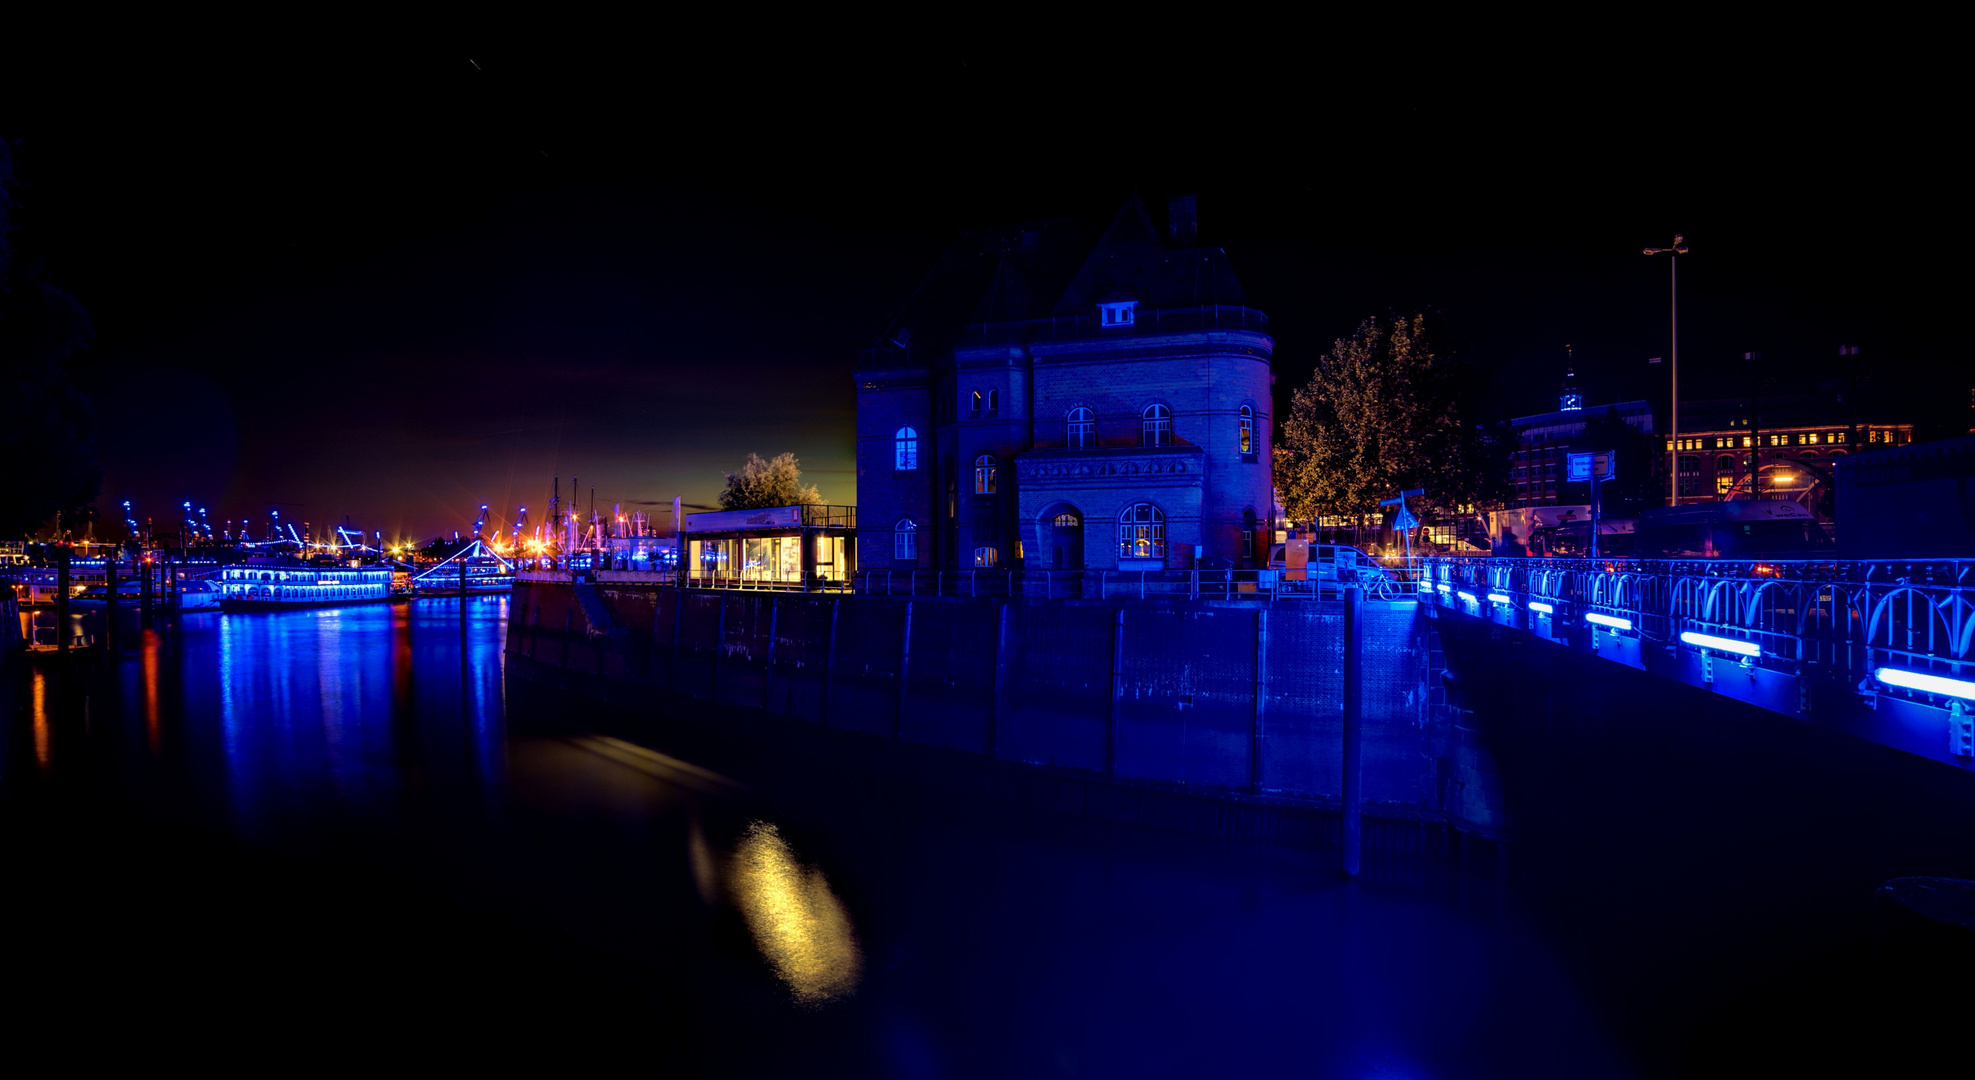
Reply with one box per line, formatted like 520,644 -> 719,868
1038,504 -> 1085,570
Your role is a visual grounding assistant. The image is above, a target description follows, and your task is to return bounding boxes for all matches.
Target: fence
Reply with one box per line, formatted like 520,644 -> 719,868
853,567 -> 1416,602
1421,556 -> 1975,706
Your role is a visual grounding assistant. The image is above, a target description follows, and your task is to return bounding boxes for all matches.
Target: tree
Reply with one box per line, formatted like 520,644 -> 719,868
1274,313 -> 1500,528
718,452 -> 823,511
0,137 -> 101,539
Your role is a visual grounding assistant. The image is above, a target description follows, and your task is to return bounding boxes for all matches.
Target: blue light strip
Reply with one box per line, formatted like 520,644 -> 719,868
1585,612 -> 1633,631
1679,630 -> 1761,658
1457,590 -> 1478,604
1436,583 -> 1451,593
1875,667 -> 1975,701
1528,601 -> 1554,614
1486,592 -> 1511,605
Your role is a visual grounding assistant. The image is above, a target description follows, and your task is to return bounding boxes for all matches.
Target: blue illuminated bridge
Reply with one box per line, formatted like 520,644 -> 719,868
1417,555 -> 1975,769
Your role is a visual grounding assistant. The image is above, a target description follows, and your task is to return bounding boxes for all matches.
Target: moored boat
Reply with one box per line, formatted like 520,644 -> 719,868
217,557 -> 395,611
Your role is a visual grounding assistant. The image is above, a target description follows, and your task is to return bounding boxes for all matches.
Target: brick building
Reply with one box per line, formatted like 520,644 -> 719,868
854,196 -> 1275,571
1669,395 -> 1914,517
1505,367 -> 1655,508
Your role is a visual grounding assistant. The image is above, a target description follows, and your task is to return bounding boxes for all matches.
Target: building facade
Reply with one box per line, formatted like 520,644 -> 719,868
1505,368 -> 1655,508
1670,396 -> 1914,517
854,197 -> 1275,571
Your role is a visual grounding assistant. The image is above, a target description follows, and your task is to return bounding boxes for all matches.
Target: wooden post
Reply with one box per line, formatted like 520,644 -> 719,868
764,597 -> 779,712
1108,606 -> 1125,777
712,595 -> 727,702
990,600 -> 1010,758
104,556 -> 118,653
1252,607 -> 1268,793
56,546 -> 71,656
140,555 -> 152,625
896,601 -> 913,739
671,591 -> 684,692
821,596 -> 839,725
1341,585 -> 1365,877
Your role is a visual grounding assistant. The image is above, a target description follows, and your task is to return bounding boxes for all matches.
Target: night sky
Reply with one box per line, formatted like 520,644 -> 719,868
2,37 -> 1962,542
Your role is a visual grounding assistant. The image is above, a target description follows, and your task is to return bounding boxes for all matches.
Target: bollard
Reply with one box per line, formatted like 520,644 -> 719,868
140,556 -> 152,625
104,555 -> 118,653
1341,585 -> 1365,877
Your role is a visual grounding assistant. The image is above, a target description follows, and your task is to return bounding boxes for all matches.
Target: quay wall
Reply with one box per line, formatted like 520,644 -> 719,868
508,581 -> 1437,811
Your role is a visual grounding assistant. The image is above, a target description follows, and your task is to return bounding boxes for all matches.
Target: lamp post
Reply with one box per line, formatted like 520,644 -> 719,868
1644,234 -> 1689,504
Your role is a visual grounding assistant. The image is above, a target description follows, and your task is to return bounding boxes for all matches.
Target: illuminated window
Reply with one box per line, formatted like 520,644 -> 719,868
1716,475 -> 1734,494
1808,432 -> 1820,444
1742,436 -> 1752,448
1067,406 -> 1094,448
973,546 -> 999,567
987,389 -> 998,416
1239,405 -> 1254,455
1053,512 -> 1080,528
894,519 -> 917,561
894,427 -> 919,471
1141,404 -> 1173,446
974,454 -> 997,495
1119,502 -> 1166,559
1099,300 -> 1137,327
969,390 -> 982,418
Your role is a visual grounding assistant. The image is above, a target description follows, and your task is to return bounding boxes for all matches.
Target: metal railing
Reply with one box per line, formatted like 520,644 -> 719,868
852,567 -> 1415,602
1420,555 -> 1975,702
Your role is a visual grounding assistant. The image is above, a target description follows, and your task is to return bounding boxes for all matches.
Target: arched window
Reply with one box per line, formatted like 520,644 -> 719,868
1118,503 -> 1166,559
1716,455 -> 1735,473
1052,512 -> 1080,527
1239,405 -> 1255,455
894,427 -> 919,471
973,546 -> 999,567
1141,404 -> 1173,446
986,389 -> 998,416
894,519 -> 917,561
974,454 -> 997,495
1067,406 -> 1094,448
969,390 -> 982,418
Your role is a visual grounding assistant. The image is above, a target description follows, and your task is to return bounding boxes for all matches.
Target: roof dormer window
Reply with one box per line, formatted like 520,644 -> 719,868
1099,300 -> 1137,328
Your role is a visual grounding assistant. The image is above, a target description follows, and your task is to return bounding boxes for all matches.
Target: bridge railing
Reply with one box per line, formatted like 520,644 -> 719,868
851,568 -> 1414,602
1420,556 -> 1975,703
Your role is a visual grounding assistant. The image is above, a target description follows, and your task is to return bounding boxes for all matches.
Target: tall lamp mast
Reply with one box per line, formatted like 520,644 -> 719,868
1644,234 -> 1689,505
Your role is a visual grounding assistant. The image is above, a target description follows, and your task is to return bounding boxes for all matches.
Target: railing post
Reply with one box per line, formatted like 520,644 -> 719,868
1341,584 -> 1365,877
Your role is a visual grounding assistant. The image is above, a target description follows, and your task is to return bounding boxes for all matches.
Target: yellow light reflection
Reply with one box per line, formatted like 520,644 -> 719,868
31,667 -> 51,770
729,821 -> 863,1005
143,628 -> 162,754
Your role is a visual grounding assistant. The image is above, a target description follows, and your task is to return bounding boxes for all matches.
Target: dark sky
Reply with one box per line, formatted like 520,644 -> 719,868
2,34 -> 1963,542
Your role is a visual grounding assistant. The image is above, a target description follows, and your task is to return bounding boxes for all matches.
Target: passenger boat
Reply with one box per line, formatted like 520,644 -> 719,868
411,543 -> 515,597
217,557 -> 395,611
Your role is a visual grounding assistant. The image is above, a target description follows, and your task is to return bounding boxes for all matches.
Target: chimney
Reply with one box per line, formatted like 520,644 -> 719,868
1167,194 -> 1197,247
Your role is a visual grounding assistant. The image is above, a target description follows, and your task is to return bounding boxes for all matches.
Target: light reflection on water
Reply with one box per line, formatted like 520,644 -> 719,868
729,820 -> 864,1004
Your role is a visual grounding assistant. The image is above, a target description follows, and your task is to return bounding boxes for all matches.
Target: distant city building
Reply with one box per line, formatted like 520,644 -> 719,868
854,196 -> 1275,570
1503,367 -> 1654,509
1669,395 -> 1913,517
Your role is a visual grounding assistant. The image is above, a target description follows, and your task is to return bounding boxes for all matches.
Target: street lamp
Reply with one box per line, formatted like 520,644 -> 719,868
1644,235 -> 1689,504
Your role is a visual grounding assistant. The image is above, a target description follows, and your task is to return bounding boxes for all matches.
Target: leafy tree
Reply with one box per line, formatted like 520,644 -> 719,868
0,138 -> 101,539
1274,313 -> 1500,527
718,452 -> 823,511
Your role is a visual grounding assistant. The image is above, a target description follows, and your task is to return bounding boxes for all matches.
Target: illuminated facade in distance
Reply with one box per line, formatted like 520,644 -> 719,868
854,196 -> 1275,571
1670,397 -> 1914,516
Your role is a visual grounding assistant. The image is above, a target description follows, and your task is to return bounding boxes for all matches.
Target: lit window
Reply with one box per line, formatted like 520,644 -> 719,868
1067,406 -> 1094,448
987,389 -> 998,416
973,546 -> 999,567
1118,503 -> 1166,559
894,427 -> 919,471
1716,475 -> 1734,494
1239,405 -> 1254,455
974,454 -> 997,495
1141,404 -> 1173,446
969,390 -> 982,418
894,519 -> 917,561
1099,301 -> 1137,327
1052,512 -> 1080,528
1808,432 -> 1820,444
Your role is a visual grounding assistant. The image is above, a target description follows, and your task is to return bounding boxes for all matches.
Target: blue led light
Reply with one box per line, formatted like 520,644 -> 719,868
1528,601 -> 1554,614
1679,630 -> 1760,658
1487,592 -> 1511,605
1584,612 -> 1633,631
1436,583 -> 1451,593
1875,667 -> 1975,701
1457,590 -> 1478,604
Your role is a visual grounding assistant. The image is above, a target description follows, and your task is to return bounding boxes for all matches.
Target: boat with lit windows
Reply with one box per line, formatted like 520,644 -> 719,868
217,557 -> 396,611
410,542 -> 515,597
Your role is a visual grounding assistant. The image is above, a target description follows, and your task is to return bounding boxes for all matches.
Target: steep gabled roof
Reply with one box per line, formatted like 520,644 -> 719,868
1052,194 -> 1248,315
